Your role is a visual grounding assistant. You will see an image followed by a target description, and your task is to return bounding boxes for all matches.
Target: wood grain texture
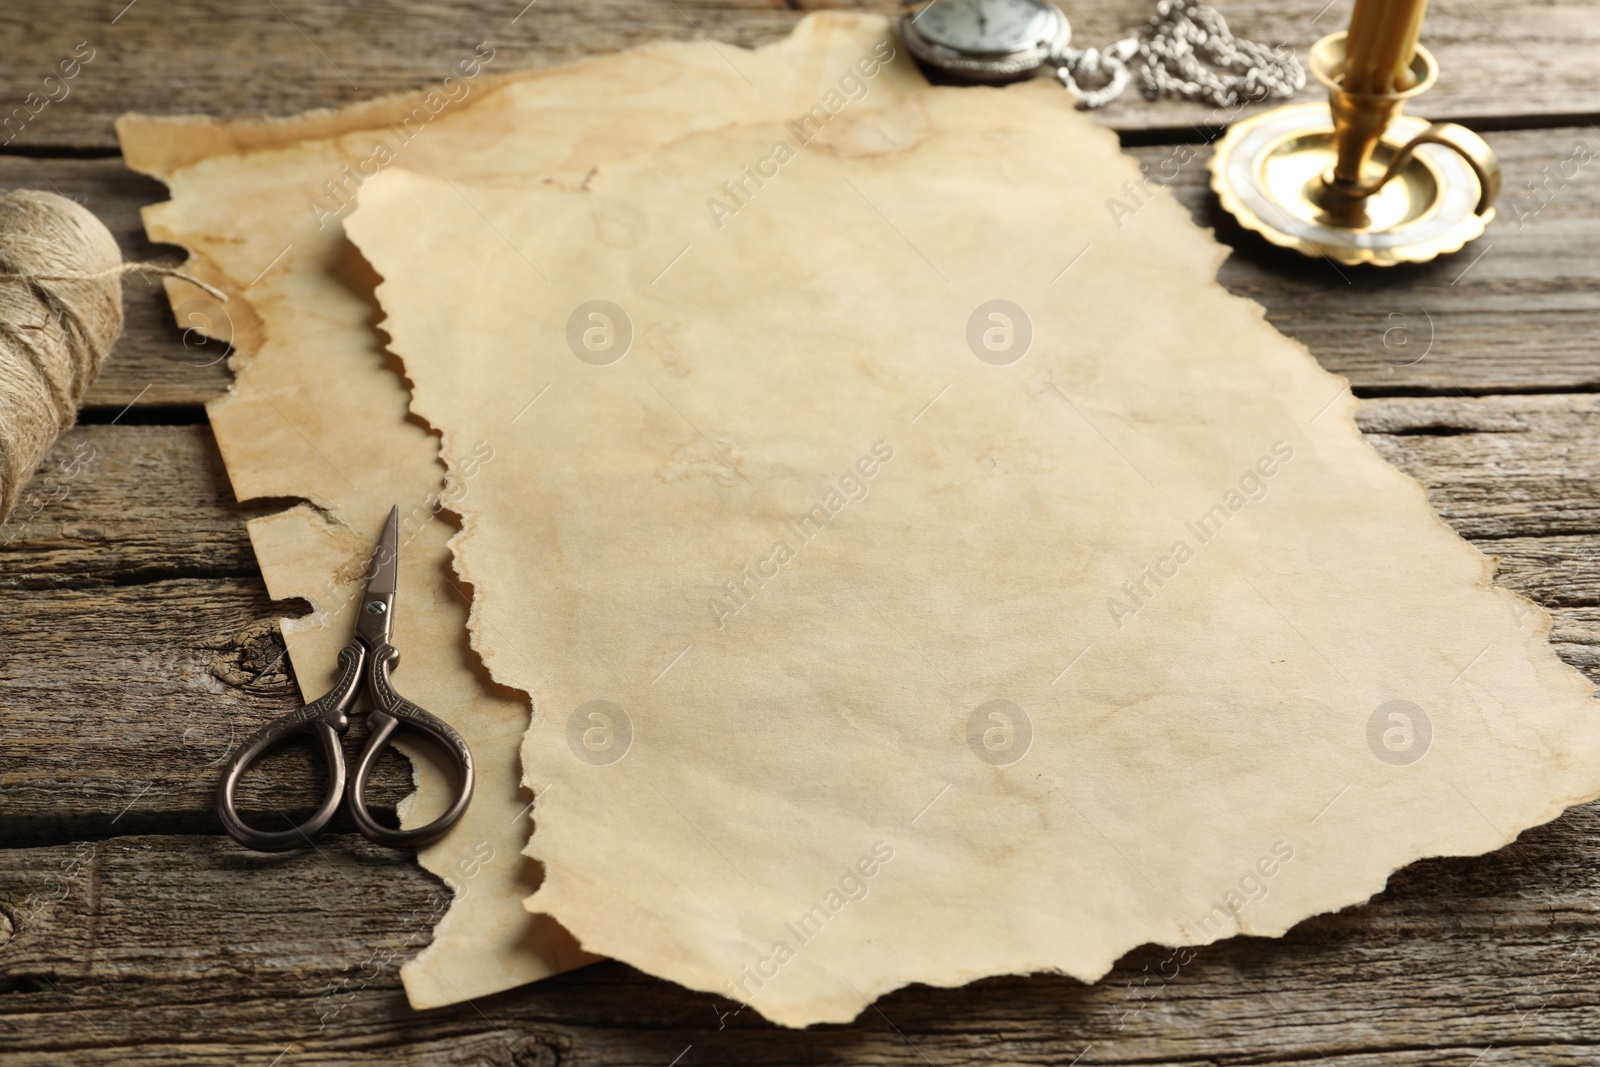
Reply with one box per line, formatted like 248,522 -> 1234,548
3,0 -> 1599,148
1358,395 -> 1600,539
0,571 -> 414,845
8,124 -> 1599,418
1160,130 -> 1600,397
1,806 -> 1599,1065
3,396 -> 1598,831
0,425 -> 260,588
3,0 -> 1600,1061
0,431 -> 409,845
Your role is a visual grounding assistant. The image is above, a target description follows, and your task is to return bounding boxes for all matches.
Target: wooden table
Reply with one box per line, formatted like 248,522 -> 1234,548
4,1 -> 1599,1063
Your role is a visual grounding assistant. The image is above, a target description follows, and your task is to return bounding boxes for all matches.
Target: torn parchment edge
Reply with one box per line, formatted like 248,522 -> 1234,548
351,88 -> 1599,1024
112,12 -> 908,1011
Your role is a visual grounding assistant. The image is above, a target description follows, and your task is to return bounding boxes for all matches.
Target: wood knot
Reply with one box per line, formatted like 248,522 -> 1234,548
206,622 -> 295,693
511,1033 -> 571,1067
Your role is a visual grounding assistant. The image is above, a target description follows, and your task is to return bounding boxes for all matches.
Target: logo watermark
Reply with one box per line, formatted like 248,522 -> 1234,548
722,840 -> 895,1003
1107,441 -> 1295,629
708,440 -> 894,630
966,299 -> 1031,366
307,42 -> 497,229
567,699 -> 633,766
1183,839 -> 1295,940
1367,699 -> 1431,766
966,699 -> 1031,766
565,299 -> 632,366
1,41 -> 95,147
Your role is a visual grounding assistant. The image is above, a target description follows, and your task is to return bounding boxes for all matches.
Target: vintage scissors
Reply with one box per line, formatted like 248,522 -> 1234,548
216,506 -> 475,851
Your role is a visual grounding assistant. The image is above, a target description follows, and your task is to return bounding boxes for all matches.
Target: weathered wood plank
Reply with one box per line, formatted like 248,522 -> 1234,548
1,569 -> 1590,835
1141,129 -> 1600,396
2,1 -> 1595,1063
3,0 -> 1598,150
1357,394 -> 1600,539
6,396 -> 1599,574
0,424 -> 262,588
1481,537 -> 1600,608
1,396 -> 1597,837
0,574 -> 412,844
7,126 -> 1598,417
1,809 -> 1599,1064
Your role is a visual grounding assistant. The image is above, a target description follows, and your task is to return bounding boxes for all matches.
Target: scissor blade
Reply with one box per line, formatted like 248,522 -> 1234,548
367,506 -> 400,596
356,506 -> 400,644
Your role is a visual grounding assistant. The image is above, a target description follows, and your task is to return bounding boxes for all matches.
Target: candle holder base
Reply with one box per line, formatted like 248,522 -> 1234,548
1210,101 -> 1495,267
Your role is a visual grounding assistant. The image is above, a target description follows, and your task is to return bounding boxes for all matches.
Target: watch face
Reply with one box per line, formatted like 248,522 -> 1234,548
911,0 -> 1056,54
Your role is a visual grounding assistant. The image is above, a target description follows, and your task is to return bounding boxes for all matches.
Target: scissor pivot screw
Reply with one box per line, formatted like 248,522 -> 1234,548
366,601 -> 387,615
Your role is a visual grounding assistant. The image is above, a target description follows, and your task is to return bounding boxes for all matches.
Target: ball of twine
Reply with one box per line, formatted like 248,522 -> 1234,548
0,189 -> 223,525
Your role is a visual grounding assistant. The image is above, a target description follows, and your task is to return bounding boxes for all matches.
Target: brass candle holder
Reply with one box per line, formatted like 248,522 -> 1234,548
1210,32 -> 1500,266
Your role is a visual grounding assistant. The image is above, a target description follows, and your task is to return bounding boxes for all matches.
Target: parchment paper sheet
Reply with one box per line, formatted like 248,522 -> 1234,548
118,13 -> 922,1008
348,84 -> 1600,1027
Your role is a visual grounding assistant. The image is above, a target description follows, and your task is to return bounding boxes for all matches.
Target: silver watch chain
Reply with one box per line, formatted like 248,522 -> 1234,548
1053,0 -> 1304,109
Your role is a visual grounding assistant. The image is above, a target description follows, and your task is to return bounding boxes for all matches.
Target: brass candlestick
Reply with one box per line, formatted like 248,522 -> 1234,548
1210,32 -> 1500,266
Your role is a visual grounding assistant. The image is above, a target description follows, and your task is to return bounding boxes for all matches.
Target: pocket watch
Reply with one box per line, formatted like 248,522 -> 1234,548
899,0 -> 1075,84
899,0 -> 1304,110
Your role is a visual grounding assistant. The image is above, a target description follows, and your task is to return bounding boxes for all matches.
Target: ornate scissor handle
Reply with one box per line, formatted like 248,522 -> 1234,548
215,641 -> 364,852
346,642 -> 476,848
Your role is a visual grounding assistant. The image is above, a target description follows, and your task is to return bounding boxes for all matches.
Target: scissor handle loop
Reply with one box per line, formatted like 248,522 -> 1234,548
215,642 -> 364,852
347,642 -> 476,848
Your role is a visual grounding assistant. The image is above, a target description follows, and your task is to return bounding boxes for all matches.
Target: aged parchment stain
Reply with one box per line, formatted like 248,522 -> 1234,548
118,13 -> 927,1009
348,82 -> 1600,1028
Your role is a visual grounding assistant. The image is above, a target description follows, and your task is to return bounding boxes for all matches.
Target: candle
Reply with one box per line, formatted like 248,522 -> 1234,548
1390,0 -> 1429,90
1344,0 -> 1429,94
